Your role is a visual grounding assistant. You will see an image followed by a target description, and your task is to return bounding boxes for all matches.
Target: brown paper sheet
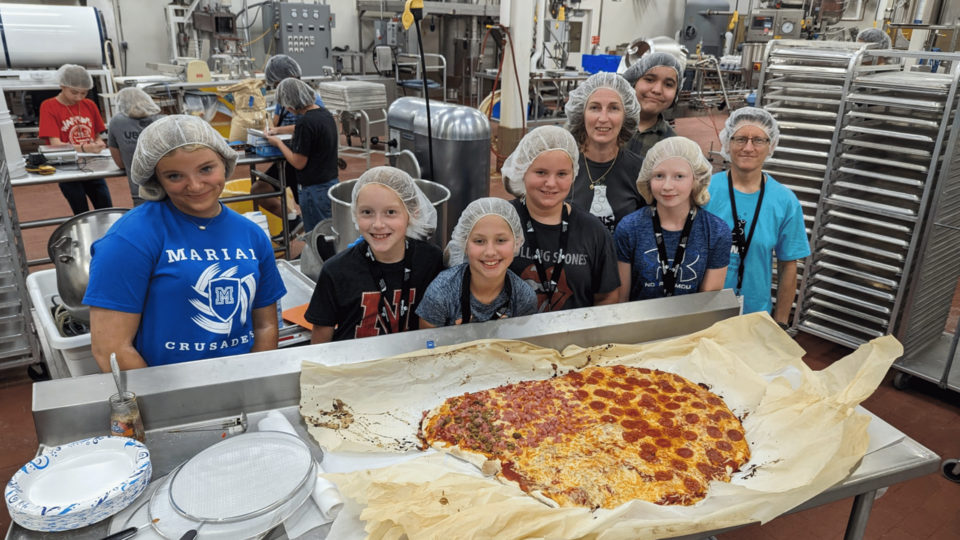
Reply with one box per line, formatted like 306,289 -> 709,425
300,312 -> 903,540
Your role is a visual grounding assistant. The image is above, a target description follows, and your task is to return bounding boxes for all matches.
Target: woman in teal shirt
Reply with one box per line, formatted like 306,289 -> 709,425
703,108 -> 810,328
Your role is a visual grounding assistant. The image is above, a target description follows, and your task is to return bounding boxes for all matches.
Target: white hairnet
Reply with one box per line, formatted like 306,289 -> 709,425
857,28 -> 892,49
56,64 -> 93,90
130,115 -> 239,201
264,55 -> 302,86
501,126 -> 579,197
719,107 -> 780,161
637,137 -> 713,206
564,72 -> 641,146
622,52 -> 684,107
276,78 -> 316,111
351,166 -> 437,241
445,198 -> 525,267
116,87 -> 161,119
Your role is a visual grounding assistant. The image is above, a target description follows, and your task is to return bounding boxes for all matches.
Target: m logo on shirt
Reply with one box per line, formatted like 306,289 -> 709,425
356,289 -> 417,338
189,263 -> 257,336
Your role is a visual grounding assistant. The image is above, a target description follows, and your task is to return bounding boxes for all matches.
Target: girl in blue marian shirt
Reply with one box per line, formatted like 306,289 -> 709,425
615,137 -> 731,301
84,116 -> 286,371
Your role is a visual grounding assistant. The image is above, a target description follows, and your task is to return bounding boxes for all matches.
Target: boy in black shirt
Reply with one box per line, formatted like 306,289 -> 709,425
304,167 -> 445,342
265,78 -> 340,233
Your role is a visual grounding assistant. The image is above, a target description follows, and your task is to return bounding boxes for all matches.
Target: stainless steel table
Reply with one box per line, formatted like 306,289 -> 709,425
4,293 -> 941,540
12,152 -> 294,265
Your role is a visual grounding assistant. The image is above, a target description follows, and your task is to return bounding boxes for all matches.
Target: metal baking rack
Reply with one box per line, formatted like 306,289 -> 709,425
793,50 -> 960,396
0,161 -> 40,372
755,40 -> 883,318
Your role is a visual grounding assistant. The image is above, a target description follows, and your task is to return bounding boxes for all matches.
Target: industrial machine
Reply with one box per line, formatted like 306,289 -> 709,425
745,9 -> 804,42
679,0 -> 731,57
263,1 -> 335,75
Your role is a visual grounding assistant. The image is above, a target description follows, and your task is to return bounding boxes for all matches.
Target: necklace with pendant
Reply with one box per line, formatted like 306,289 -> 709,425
586,151 -> 619,190
175,203 -> 221,230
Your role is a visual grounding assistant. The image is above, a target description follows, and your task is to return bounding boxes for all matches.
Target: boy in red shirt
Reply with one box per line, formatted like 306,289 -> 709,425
38,64 -> 113,214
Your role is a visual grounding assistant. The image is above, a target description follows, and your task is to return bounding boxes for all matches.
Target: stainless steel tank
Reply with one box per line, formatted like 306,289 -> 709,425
325,178 -> 451,253
386,97 -> 490,243
47,208 -> 129,324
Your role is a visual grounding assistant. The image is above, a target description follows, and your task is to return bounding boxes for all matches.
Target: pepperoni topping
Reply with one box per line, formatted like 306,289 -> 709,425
727,430 -> 745,442
691,402 -> 707,409
640,451 -> 657,462
625,377 -> 642,386
591,371 -> 605,379
658,418 -> 675,428
612,366 -> 627,375
707,397 -> 723,406
706,426 -> 723,438
641,402 -> 660,412
589,400 -> 606,411
725,459 -> 741,473
622,431 -> 641,443
655,470 -> 674,482
638,379 -> 652,387
621,419 -> 644,430
656,394 -> 672,403
673,395 -> 689,402
624,408 -> 642,418
665,402 -> 682,410
567,370 -> 584,380
660,411 -> 676,419
706,449 -> 724,464
614,396 -> 632,406
671,459 -> 689,471
574,390 -> 589,400
683,431 -> 698,441
594,389 -> 615,399
681,386 -> 698,394
601,415 -> 617,423
655,438 -> 672,448
697,462 -> 722,479
570,379 -> 586,388
606,381 -> 622,390
665,427 -> 682,438
676,447 -> 694,459
641,442 -> 658,453
638,368 -> 652,374
659,383 -> 677,393
685,414 -> 700,424
585,377 -> 600,385
684,478 -> 702,492
717,441 -> 733,452
608,407 -> 625,416
620,392 -> 636,402
714,410 -> 732,420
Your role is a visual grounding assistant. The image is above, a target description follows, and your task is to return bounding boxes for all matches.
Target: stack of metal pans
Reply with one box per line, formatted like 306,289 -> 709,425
796,54 -> 960,350
317,81 -> 388,112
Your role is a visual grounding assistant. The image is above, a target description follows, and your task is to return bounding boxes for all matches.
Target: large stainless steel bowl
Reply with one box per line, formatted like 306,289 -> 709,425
47,208 -> 129,323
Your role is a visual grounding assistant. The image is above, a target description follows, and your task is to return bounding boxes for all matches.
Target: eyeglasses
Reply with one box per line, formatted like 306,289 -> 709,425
730,137 -> 771,148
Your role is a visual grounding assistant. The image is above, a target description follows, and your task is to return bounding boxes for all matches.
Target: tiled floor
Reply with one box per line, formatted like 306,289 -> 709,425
2,117 -> 959,537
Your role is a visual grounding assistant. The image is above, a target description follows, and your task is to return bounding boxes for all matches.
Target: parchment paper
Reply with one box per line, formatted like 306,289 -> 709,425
299,313 -> 902,540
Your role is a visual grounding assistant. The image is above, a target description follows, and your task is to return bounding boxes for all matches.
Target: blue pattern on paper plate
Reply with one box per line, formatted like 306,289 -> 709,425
4,436 -> 152,532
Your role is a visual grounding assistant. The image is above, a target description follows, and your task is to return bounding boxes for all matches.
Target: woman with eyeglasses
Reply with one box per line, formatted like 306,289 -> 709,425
703,109 -> 810,328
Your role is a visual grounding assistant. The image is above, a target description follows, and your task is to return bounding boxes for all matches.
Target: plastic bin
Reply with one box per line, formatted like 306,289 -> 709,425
221,178 -> 293,238
581,54 -> 621,74
26,269 -> 99,377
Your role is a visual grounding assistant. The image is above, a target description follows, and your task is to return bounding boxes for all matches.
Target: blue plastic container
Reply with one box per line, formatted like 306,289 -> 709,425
581,54 -> 621,74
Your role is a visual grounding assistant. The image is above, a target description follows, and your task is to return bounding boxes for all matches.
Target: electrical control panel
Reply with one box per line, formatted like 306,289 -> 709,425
263,2 -> 334,75
746,9 -> 804,42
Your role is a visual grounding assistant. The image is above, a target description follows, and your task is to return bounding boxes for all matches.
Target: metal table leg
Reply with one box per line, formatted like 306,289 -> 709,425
278,164 -> 291,260
843,490 -> 877,540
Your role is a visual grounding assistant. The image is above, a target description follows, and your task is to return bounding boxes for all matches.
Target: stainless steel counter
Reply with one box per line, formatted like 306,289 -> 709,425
6,291 -> 940,540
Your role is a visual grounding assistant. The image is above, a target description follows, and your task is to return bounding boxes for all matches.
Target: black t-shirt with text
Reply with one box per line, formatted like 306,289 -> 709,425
567,148 -> 645,233
508,199 -> 621,312
305,239 -> 445,341
290,107 -> 339,187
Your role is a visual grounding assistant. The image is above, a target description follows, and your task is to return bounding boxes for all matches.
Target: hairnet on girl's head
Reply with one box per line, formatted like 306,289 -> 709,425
351,166 -> 437,241
116,87 -> 161,119
276,78 -> 317,111
718,107 -> 780,160
130,115 -> 238,188
264,54 -> 302,86
622,52 -> 683,89
501,126 -> 579,197
56,64 -> 94,90
564,72 -> 641,146
637,137 -> 713,206
445,198 -> 525,267
857,28 -> 892,48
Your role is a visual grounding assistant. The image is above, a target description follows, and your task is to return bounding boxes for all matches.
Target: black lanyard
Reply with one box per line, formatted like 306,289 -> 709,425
459,266 -> 513,324
364,240 -> 413,334
650,203 -> 697,297
728,171 -> 766,294
516,200 -> 570,312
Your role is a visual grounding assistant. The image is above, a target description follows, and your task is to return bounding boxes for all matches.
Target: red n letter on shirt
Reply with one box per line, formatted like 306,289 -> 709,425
355,289 -> 417,338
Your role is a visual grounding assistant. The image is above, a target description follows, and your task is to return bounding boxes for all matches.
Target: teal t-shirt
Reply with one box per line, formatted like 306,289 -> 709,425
704,172 -> 810,315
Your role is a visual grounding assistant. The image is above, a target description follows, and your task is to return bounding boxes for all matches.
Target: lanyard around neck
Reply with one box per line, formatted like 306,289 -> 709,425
727,171 -> 766,294
459,265 -> 512,324
364,240 -> 414,334
516,199 -> 570,312
650,203 -> 697,297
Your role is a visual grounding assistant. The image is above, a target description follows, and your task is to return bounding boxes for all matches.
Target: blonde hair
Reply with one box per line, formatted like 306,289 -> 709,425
636,137 -> 713,207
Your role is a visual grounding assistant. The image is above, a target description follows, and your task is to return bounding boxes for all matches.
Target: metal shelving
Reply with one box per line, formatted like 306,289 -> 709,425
0,161 -> 40,370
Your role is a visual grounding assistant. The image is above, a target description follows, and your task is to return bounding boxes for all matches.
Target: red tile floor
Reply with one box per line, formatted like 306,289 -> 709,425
1,116 -> 959,538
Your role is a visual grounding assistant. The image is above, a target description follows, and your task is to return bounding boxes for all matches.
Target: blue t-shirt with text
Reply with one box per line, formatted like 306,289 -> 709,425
704,172 -> 810,315
84,200 -> 286,366
615,206 -> 731,300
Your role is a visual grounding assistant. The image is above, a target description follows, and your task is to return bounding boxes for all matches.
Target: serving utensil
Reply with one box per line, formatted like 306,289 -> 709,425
110,353 -> 124,396
99,518 -> 159,540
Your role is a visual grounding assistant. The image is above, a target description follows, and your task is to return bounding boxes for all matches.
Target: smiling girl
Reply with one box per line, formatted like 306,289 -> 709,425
305,167 -> 444,343
417,198 -> 538,327
615,137 -> 731,302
